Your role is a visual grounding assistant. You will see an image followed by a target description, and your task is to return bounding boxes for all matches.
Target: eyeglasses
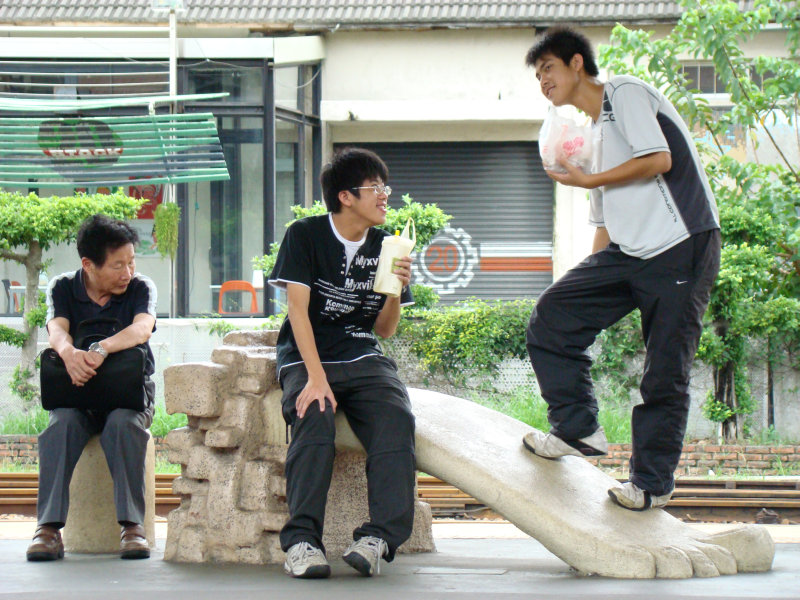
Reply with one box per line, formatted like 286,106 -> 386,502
350,184 -> 392,197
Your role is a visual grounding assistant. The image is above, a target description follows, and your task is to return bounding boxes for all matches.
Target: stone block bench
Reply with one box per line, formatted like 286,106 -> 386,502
62,434 -> 156,553
162,330 -> 434,564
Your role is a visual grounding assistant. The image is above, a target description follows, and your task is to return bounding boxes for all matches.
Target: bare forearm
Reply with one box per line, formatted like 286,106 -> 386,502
288,301 -> 326,379
549,152 -> 672,190
100,318 -> 154,354
588,152 -> 672,188
374,296 -> 401,338
47,324 -> 75,357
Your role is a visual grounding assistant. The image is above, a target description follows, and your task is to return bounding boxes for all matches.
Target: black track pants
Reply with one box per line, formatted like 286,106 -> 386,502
278,355 -> 416,561
526,230 -> 720,496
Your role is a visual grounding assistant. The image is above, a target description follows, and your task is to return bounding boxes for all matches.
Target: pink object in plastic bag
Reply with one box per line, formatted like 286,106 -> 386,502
538,108 -> 593,173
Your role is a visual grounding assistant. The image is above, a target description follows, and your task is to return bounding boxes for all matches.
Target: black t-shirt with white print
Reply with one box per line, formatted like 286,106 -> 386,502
268,214 -> 413,374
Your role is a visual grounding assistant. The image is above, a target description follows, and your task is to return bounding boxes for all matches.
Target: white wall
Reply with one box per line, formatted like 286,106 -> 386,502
319,27 -> 612,276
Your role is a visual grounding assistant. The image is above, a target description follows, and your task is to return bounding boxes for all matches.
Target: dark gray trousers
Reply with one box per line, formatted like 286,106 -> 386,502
526,230 -> 720,496
278,355 -> 416,561
37,380 -> 154,528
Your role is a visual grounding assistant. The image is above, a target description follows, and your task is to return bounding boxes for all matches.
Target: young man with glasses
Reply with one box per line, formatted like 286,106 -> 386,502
522,28 -> 720,511
269,147 -> 416,578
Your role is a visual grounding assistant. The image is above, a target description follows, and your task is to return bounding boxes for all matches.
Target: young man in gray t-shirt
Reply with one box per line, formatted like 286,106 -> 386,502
521,27 -> 721,511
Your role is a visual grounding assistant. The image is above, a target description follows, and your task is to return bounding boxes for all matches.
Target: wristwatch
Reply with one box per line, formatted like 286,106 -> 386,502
88,342 -> 108,358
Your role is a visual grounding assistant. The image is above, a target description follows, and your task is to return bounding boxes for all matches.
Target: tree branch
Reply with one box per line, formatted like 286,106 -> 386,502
0,249 -> 27,263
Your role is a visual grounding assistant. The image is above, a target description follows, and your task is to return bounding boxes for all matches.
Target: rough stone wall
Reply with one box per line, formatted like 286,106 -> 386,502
162,330 -> 434,564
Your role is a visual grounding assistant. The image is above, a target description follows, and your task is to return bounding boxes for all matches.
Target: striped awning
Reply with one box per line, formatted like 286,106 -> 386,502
0,94 -> 230,187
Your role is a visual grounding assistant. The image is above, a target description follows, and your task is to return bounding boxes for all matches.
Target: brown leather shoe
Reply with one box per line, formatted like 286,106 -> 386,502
26,525 -> 64,562
120,523 -> 150,559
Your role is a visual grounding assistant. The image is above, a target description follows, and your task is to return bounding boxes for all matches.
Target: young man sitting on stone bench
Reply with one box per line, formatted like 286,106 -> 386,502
269,147 -> 416,578
27,214 -> 157,562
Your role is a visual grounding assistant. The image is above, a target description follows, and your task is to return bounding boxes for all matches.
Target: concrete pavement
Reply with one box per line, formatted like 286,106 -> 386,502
1,519 -> 799,599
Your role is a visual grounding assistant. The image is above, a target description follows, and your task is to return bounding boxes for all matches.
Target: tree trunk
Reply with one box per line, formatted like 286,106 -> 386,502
714,360 -> 739,442
766,337 -> 775,430
18,240 -> 43,406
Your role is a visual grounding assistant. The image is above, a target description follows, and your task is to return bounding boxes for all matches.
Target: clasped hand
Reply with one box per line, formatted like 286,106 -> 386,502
62,346 -> 105,386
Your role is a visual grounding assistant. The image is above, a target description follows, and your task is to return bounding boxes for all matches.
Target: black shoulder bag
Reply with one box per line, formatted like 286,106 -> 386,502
39,317 -> 148,412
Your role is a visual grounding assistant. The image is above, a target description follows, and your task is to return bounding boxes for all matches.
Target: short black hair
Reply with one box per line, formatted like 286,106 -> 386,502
320,147 -> 389,213
525,27 -> 599,77
76,214 -> 139,266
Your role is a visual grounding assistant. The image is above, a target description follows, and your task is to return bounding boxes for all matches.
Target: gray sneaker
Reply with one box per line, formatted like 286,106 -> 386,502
283,542 -> 331,578
342,536 -> 388,576
608,482 -> 672,511
522,427 -> 608,459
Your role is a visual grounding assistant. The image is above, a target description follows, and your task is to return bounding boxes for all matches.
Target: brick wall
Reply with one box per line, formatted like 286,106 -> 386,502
0,435 -> 170,466
585,443 -> 800,476
2,436 -> 799,475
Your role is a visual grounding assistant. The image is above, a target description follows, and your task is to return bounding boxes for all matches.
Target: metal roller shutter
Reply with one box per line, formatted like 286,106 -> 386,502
346,142 -> 553,303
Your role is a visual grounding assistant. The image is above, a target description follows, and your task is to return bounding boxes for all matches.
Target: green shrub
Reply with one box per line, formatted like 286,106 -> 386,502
409,284 -> 439,310
398,298 -> 535,381
149,404 -> 188,438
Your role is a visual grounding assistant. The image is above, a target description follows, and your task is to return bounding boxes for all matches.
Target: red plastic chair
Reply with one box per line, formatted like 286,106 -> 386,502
10,280 -> 21,312
218,280 -> 258,314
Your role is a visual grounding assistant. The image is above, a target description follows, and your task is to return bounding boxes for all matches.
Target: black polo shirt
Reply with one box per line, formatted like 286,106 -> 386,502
46,269 -> 157,375
268,214 -> 413,374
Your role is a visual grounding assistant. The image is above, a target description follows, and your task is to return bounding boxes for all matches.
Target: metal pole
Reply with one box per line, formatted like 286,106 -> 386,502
168,7 -> 177,318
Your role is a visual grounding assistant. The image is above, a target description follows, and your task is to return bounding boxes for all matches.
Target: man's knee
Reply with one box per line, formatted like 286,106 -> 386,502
526,293 -> 554,345
367,404 -> 415,455
104,409 -> 148,433
39,409 -> 90,441
100,410 -> 150,453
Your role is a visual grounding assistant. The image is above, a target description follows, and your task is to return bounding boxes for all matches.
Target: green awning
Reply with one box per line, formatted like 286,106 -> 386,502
0,93 -> 227,113
0,94 -> 230,187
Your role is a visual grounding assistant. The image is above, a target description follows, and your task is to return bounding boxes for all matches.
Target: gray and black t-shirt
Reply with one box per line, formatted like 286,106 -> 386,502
589,75 -> 719,258
268,214 -> 413,375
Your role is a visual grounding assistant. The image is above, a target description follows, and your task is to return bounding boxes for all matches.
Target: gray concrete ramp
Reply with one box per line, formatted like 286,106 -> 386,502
403,388 -> 775,579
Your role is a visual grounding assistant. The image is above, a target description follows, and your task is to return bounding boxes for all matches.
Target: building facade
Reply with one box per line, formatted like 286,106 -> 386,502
0,0 -> 780,315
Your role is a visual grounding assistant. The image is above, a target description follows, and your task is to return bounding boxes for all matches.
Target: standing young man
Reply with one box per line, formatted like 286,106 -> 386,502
522,28 -> 721,510
269,147 -> 416,578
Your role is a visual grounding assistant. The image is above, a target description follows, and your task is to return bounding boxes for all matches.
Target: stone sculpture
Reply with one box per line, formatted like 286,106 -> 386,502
163,330 -> 774,578
162,330 -> 434,564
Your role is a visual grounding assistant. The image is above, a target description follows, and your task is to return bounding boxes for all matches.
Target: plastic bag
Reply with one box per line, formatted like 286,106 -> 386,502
538,107 -> 593,173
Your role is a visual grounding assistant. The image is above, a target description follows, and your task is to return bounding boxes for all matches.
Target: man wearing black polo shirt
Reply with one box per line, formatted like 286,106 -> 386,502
26,214 -> 157,562
269,147 -> 416,579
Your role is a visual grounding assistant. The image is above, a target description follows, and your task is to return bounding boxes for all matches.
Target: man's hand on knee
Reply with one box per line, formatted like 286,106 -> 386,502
296,377 -> 337,418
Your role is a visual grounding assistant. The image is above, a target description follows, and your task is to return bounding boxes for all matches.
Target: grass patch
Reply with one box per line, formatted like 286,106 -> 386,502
468,386 -> 550,432
0,459 -> 38,472
155,458 -> 182,474
0,407 -> 49,435
468,386 -> 633,444
0,404 -> 187,438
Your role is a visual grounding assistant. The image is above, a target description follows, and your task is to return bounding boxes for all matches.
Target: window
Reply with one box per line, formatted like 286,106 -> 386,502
681,63 -> 776,94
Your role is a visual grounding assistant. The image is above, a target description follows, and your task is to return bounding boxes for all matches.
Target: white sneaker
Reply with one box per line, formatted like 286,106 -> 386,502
608,482 -> 672,511
342,536 -> 388,576
522,427 -> 608,459
283,542 -> 330,578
